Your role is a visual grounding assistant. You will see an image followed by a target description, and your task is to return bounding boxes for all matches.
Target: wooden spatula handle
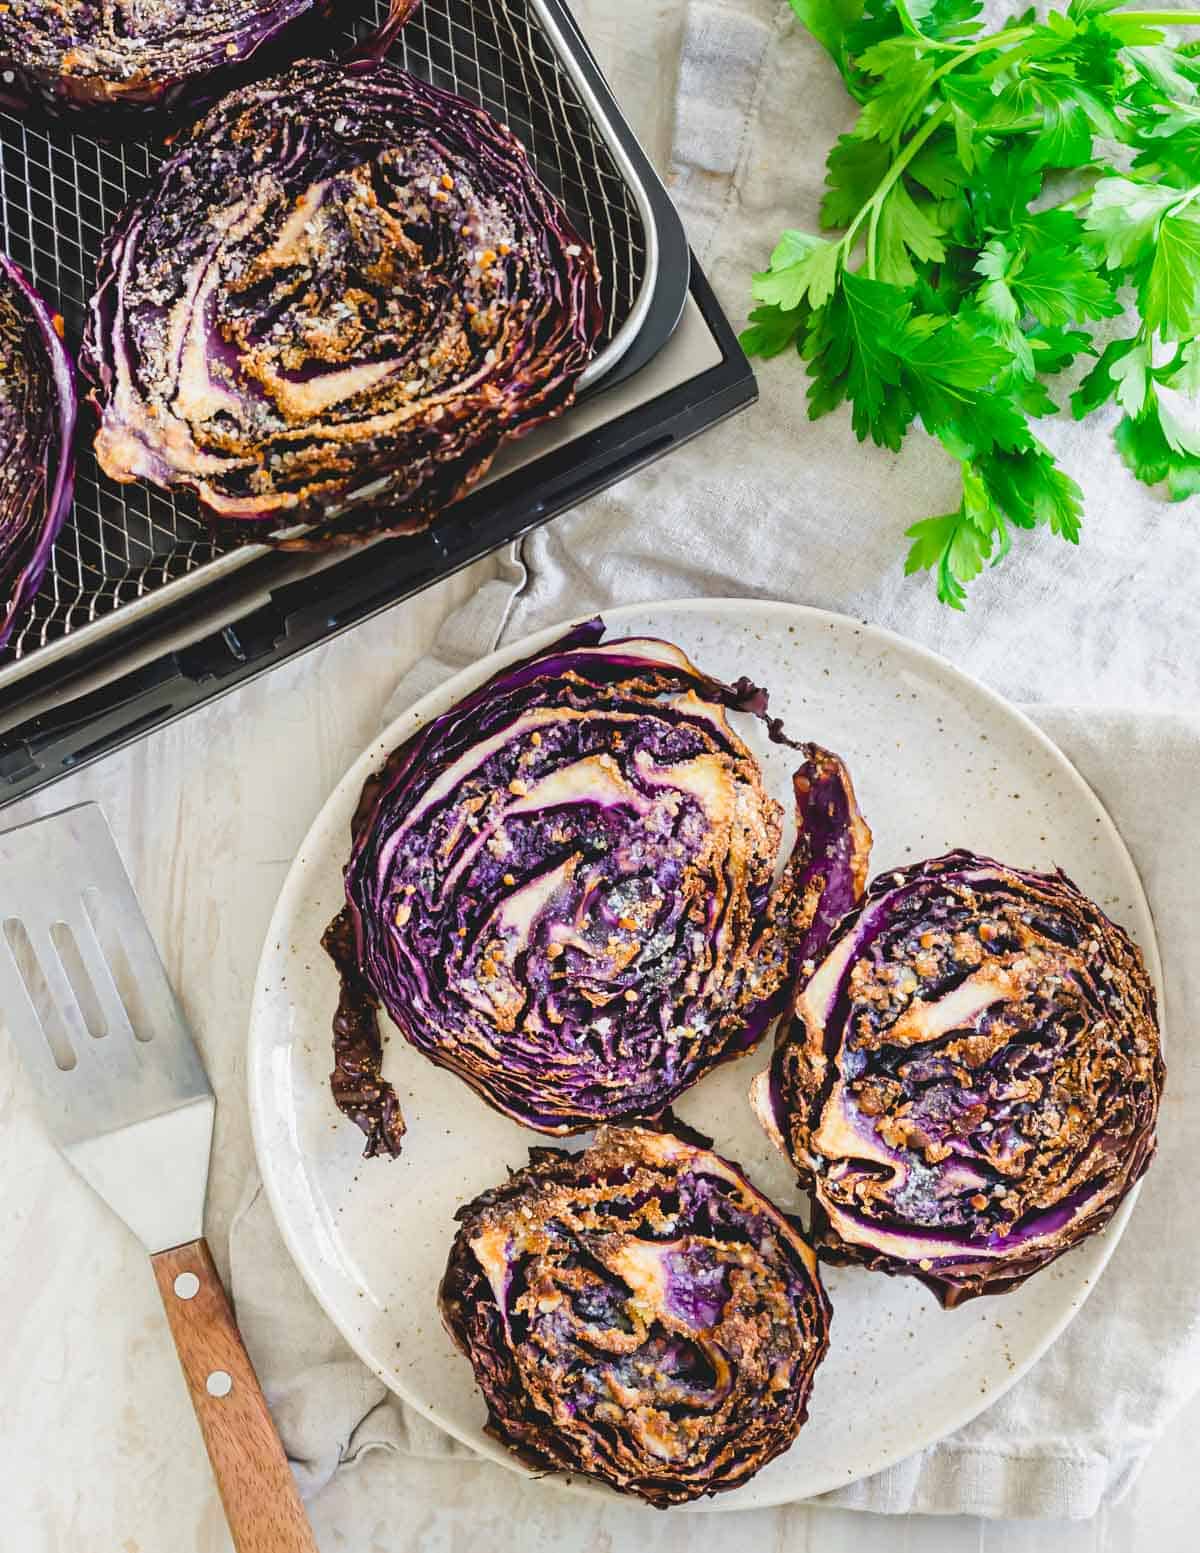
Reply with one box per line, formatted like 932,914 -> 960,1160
151,1239 -> 319,1553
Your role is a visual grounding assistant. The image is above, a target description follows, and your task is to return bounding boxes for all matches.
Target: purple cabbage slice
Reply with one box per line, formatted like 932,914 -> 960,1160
324,617 -> 871,1157
751,850 -> 1164,1307
0,0 -> 346,121
83,54 -> 602,543
0,255 -> 76,652
439,1124 -> 831,1507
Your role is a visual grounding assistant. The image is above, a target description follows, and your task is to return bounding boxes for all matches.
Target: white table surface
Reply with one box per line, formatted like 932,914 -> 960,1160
2,4 -> 1198,1549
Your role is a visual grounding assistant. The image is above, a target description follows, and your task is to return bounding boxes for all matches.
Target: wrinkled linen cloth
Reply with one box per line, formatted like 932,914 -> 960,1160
229,0 -> 1200,1521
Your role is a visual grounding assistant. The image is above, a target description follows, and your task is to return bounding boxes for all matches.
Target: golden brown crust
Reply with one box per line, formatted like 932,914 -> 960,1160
757,851 -> 1163,1306
439,1126 -> 830,1506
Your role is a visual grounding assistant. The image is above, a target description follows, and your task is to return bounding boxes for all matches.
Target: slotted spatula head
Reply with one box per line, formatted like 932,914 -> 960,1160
0,803 -> 213,1252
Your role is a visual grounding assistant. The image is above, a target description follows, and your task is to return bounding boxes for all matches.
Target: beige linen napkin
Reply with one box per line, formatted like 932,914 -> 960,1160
229,0 -> 1200,1520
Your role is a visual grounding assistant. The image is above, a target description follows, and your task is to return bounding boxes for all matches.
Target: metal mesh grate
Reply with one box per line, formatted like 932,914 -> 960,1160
0,0 -> 648,664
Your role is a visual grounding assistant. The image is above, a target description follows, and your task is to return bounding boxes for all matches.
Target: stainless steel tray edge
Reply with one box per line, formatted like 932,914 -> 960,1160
536,0 -> 660,391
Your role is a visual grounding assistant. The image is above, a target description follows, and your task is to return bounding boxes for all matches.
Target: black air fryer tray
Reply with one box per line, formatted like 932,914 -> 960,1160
0,0 -> 756,803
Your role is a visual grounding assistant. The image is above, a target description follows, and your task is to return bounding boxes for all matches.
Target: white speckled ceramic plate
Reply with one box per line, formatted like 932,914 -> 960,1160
248,600 -> 1161,1511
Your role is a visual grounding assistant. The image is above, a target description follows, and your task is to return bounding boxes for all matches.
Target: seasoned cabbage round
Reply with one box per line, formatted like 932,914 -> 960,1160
84,55 -> 601,541
324,617 -> 870,1156
0,255 -> 76,651
0,0 -> 333,118
440,1125 -> 831,1506
752,850 -> 1164,1306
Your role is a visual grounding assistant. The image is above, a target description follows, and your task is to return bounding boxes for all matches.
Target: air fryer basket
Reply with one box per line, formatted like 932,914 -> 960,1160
0,0 -> 657,669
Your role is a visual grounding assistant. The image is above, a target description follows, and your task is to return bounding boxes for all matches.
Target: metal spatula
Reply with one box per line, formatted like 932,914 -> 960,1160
0,803 -> 318,1553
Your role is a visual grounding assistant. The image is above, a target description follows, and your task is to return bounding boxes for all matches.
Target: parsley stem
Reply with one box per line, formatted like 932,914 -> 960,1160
925,27 -> 1036,85
855,102 -> 953,277
1046,179 -> 1200,217
852,13 -> 1040,276
888,11 -> 1200,68
1117,11 -> 1200,23
1047,188 -> 1096,213
894,0 -> 966,50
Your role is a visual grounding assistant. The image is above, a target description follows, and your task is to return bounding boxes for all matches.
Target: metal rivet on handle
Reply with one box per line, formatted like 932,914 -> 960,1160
206,1370 -> 233,1398
173,1272 -> 200,1300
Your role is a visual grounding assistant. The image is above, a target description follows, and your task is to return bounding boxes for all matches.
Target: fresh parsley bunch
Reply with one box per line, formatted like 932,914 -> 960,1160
743,0 -> 1200,606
